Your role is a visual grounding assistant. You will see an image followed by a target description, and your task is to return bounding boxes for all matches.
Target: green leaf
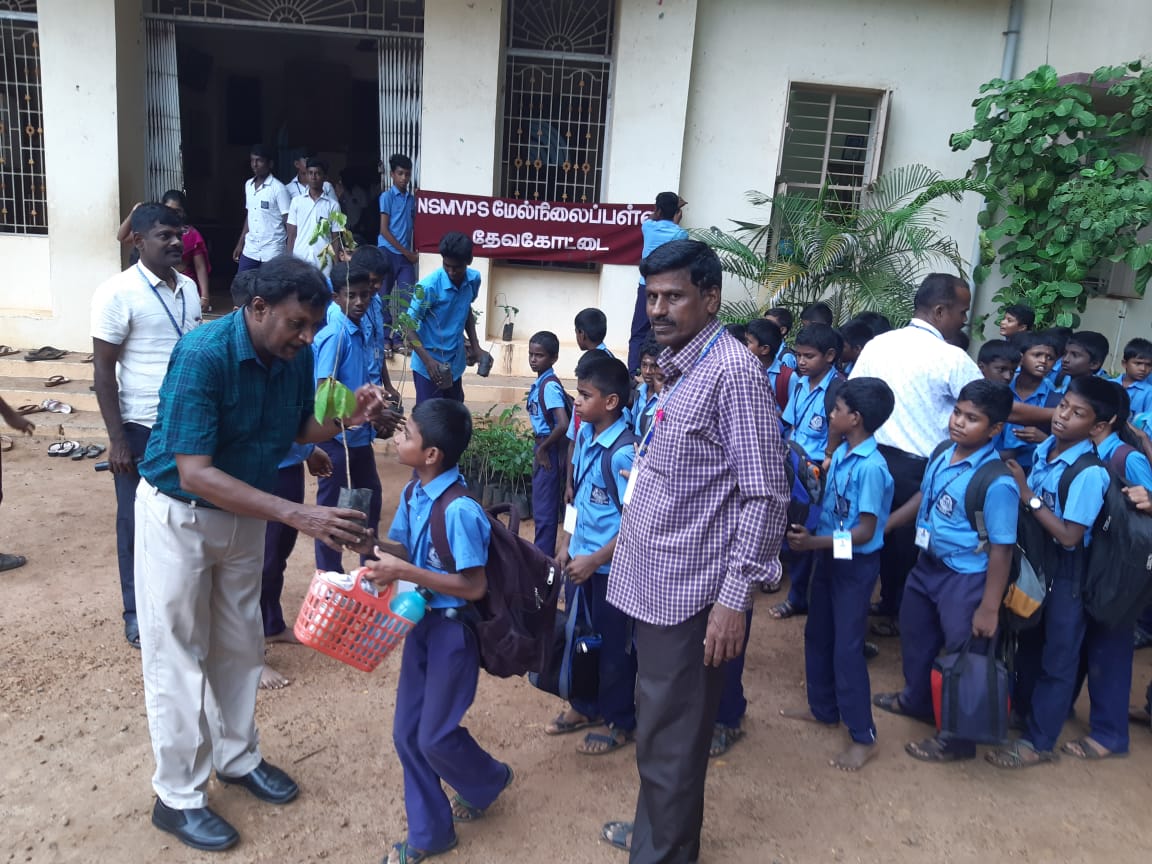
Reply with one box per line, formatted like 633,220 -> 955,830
314,377 -> 357,424
1056,281 -> 1083,298
1115,152 -> 1146,172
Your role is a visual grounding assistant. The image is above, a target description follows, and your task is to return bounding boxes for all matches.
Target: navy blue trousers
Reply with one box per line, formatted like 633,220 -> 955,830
1015,552 -> 1134,753
627,282 -> 649,375
113,423 -> 152,621
715,608 -> 755,729
236,253 -> 263,273
382,250 -> 416,348
876,447 -> 929,617
261,463 -> 304,637
314,441 -> 382,572
531,437 -> 563,556
413,372 -> 465,406
393,613 -> 508,851
565,573 -> 638,731
806,550 -> 880,744
785,550 -> 815,611
897,555 -> 986,737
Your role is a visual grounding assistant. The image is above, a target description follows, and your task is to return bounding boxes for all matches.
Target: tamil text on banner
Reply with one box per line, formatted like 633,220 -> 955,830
414,190 -> 648,265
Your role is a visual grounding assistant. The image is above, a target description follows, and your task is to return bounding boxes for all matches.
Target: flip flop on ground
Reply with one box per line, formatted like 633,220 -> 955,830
986,739 -> 1057,769
16,404 -> 45,415
0,345 -> 18,357
601,821 -> 632,853
0,553 -> 27,572
386,836 -> 458,864
709,724 -> 744,758
39,399 -> 72,414
768,600 -> 802,619
1060,736 -> 1128,760
872,692 -> 934,724
545,709 -> 602,735
47,440 -> 79,457
44,375 -> 71,387
905,736 -> 973,763
0,435 -> 11,453
24,346 -> 68,361
577,726 -> 634,756
450,763 -> 513,822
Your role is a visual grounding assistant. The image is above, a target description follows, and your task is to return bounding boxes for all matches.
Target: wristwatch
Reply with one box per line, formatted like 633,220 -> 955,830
1027,496 -> 1043,512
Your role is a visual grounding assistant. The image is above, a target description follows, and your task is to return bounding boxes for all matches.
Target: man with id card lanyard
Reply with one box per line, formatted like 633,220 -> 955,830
92,202 -> 203,650
601,240 -> 789,863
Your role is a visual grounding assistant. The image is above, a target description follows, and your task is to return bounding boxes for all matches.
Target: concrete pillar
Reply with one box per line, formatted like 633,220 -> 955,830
418,0 -> 505,339
599,0 -> 699,355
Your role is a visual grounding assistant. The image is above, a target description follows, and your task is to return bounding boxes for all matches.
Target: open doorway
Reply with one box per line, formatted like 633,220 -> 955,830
168,24 -> 381,307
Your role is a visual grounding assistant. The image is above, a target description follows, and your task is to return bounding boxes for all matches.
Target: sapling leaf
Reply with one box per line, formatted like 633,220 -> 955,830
314,377 -> 358,424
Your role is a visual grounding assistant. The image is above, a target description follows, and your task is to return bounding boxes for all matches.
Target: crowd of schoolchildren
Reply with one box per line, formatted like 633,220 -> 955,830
219,161 -> 1152,862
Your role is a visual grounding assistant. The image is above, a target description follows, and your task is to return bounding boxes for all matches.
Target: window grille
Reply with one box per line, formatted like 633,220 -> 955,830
0,5 -> 46,235
147,1 -> 423,34
777,85 -> 890,210
499,0 -> 614,205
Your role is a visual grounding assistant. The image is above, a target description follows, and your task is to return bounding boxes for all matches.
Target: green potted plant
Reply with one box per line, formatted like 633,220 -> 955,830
495,293 -> 519,341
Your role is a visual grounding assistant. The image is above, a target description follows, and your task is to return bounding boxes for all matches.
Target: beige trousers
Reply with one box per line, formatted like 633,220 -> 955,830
135,481 -> 266,809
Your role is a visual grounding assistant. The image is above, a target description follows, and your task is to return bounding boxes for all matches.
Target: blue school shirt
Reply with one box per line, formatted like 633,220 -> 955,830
916,442 -> 1020,574
1028,436 -> 1109,548
1045,357 -> 1063,388
361,294 -> 385,386
408,266 -> 481,381
782,367 -> 838,462
817,436 -> 894,555
632,382 -> 658,436
279,441 -> 314,470
1113,374 -> 1152,416
595,342 -> 614,358
780,349 -> 798,370
377,185 -> 415,252
638,220 -> 688,284
314,305 -> 374,448
1096,432 -> 1152,488
527,372 -> 567,436
998,371 -> 1058,467
568,417 -> 635,573
387,468 -> 489,609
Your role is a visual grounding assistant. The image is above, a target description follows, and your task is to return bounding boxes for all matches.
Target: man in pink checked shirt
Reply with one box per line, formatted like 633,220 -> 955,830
600,240 -> 789,863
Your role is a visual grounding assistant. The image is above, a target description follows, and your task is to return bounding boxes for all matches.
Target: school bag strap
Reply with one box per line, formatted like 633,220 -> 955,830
925,440 -> 1010,550
534,370 -> 573,433
1108,443 -> 1136,481
402,480 -> 471,573
773,365 -> 793,412
1056,451 -> 1106,514
599,428 -> 639,512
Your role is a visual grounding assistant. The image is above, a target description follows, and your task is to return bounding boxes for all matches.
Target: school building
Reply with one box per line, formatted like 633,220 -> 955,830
1,0 -> 1151,374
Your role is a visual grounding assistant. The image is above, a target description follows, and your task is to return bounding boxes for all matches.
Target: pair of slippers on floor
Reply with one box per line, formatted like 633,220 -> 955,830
48,441 -> 104,459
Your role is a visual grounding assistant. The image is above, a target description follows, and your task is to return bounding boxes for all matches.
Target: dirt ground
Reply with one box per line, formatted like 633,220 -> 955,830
2,435 -> 1152,864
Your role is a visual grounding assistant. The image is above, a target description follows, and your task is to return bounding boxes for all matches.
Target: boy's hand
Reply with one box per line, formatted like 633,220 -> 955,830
1012,426 -> 1046,444
564,554 -> 597,585
785,524 -> 812,551
556,549 -> 570,571
971,603 -> 999,639
564,483 -> 574,505
343,528 -> 377,557
535,446 -> 552,470
363,548 -> 408,585
305,447 -> 333,478
403,250 -> 420,265
465,340 -> 482,366
1003,458 -> 1029,496
1124,485 -> 1152,512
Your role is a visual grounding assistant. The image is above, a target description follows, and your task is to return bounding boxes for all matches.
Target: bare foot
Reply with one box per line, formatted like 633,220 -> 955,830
259,663 -> 290,690
832,741 -> 876,772
266,629 -> 300,645
779,706 -> 838,727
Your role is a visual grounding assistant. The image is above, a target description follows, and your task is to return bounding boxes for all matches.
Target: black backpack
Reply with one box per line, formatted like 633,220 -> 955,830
583,430 -> 638,513
1062,445 -> 1152,629
533,371 -> 574,433
403,482 -> 561,678
927,441 -> 1012,553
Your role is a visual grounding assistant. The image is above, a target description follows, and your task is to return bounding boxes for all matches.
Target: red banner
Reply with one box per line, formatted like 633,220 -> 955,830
413,190 -> 648,265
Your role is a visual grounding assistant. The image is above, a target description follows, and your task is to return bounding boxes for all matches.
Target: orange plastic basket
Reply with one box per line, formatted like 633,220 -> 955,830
294,568 -> 415,672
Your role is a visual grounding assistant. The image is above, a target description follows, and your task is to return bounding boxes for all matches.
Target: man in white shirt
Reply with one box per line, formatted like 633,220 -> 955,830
232,145 -> 291,273
91,202 -> 202,648
285,148 -> 336,201
286,158 -> 343,275
849,274 -> 981,632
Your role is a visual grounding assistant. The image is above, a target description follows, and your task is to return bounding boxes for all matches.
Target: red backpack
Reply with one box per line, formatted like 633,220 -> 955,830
403,482 -> 562,677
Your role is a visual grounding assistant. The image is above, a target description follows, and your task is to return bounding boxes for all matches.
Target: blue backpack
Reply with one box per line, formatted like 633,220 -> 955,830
784,439 -> 823,535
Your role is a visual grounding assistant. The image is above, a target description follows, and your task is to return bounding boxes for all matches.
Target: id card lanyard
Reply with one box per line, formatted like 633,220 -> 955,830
915,451 -> 971,549
831,455 -> 855,559
137,264 -> 186,339
623,326 -> 725,507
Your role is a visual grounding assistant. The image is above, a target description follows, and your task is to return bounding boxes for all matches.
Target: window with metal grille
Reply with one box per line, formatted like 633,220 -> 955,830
147,1 -> 423,34
777,85 -> 890,210
0,3 -> 46,235
498,0 -> 614,206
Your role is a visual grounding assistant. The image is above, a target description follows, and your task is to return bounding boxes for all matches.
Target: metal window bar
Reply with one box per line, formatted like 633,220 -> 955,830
145,19 -> 184,200
147,1 -> 423,35
378,33 -> 422,187
0,15 -> 46,234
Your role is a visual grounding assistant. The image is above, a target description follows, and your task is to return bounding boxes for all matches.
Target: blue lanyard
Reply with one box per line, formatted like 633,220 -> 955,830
636,326 -> 725,459
137,265 -> 185,339
790,380 -> 826,430
919,449 -> 978,522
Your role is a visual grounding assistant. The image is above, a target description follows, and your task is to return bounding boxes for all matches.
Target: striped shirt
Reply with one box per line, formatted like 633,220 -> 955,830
608,319 -> 789,625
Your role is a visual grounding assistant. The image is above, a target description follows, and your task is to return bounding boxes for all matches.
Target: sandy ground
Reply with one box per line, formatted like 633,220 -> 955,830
2,434 -> 1152,864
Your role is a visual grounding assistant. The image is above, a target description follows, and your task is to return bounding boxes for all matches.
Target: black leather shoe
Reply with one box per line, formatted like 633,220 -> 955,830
218,759 -> 299,804
151,800 -> 239,852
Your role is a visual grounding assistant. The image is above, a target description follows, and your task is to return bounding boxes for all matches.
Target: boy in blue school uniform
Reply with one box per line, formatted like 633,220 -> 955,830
1095,383 -> 1152,488
527,330 -> 570,555
782,377 -> 895,771
377,153 -> 417,356
998,330 -> 1060,468
836,318 -> 875,378
744,317 -> 791,413
364,399 -> 513,864
1056,330 -> 1110,389
575,307 -> 612,356
632,339 -> 663,437
976,339 -> 1020,385
988,377 -> 1117,768
313,265 -> 383,573
770,323 -> 844,619
764,307 -> 798,370
1113,337 -> 1152,416
544,355 -> 637,754
347,247 -> 402,402
406,232 -> 483,405
872,380 -> 1018,762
